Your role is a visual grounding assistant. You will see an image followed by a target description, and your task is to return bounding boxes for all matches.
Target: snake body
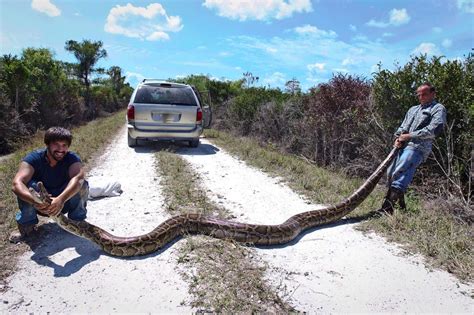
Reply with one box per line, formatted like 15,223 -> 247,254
30,147 -> 398,257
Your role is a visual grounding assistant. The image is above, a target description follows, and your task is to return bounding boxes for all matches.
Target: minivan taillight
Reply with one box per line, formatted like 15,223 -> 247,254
196,108 -> 203,122
127,105 -> 135,120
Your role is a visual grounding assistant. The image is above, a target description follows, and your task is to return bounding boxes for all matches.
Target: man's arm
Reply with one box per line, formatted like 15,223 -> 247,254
12,162 -> 49,211
43,162 -> 85,216
393,107 -> 415,148
394,107 -> 414,137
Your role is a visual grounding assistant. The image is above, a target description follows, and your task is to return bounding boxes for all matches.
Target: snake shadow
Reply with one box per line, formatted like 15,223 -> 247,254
24,221 -> 182,275
24,222 -> 102,277
25,222 -> 182,277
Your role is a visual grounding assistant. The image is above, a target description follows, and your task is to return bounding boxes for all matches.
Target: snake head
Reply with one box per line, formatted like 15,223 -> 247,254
29,182 -> 52,205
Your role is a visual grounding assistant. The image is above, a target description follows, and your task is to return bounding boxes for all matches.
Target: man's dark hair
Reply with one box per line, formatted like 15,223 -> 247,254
421,82 -> 436,92
44,127 -> 73,146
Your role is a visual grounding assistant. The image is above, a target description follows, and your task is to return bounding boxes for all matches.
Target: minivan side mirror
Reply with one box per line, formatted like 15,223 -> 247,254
202,105 -> 212,128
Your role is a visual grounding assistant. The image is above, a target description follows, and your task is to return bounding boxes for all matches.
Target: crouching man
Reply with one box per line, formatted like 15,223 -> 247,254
9,127 -> 89,242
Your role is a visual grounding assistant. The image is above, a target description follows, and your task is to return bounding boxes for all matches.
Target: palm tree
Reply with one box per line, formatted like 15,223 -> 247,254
65,39 -> 107,117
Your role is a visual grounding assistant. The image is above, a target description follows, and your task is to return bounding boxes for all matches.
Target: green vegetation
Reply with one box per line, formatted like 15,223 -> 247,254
0,40 -> 133,154
155,150 -> 294,312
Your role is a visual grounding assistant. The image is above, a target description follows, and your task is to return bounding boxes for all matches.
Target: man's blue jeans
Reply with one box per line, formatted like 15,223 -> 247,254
387,147 -> 424,193
15,181 -> 89,226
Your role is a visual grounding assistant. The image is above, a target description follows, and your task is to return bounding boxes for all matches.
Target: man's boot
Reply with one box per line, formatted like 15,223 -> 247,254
8,223 -> 36,243
378,188 -> 396,215
396,190 -> 406,210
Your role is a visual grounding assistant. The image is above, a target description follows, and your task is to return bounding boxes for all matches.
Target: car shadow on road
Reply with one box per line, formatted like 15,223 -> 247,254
131,141 -> 220,156
177,143 -> 220,156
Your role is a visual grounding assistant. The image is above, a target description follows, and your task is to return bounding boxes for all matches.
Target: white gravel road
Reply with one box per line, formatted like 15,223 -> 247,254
1,127 -> 472,313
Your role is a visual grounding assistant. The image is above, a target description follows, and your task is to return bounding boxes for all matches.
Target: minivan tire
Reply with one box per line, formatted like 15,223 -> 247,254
128,133 -> 138,147
189,139 -> 199,148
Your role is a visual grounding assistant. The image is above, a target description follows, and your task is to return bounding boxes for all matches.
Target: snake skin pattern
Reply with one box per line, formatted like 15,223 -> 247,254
29,147 -> 398,257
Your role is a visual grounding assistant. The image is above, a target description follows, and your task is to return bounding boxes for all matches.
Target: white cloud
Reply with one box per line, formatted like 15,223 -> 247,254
432,27 -> 443,33
457,0 -> 474,13
125,71 -> 145,86
366,20 -> 389,28
389,8 -> 410,25
307,63 -> 326,72
226,29 -> 408,90
203,0 -> 312,21
266,47 -> 278,53
146,31 -> 169,41
382,32 -> 393,37
352,34 -> 369,42
342,58 -> 356,66
332,68 -> 349,74
104,3 -> 183,41
412,42 -> 440,56
262,72 -> 286,86
293,24 -> 337,38
349,24 -> 357,32
31,0 -> 61,17
442,39 -> 453,48
367,8 -> 410,28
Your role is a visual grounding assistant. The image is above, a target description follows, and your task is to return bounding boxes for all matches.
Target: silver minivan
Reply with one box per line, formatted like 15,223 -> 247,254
126,80 -> 211,147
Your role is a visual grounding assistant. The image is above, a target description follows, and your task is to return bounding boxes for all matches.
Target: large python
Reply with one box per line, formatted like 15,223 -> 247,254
29,147 -> 398,257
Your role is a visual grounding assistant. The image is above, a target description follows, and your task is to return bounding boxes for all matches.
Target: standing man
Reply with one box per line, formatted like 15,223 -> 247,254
9,127 -> 89,242
380,82 -> 447,214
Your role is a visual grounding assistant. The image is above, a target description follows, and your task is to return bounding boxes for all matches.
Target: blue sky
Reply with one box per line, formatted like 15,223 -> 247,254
1,0 -> 473,90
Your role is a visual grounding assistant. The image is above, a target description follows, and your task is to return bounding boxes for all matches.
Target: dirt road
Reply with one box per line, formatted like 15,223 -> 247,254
1,127 -> 472,313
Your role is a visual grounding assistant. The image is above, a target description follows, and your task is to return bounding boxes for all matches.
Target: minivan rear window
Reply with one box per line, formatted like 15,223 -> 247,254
134,85 -> 198,106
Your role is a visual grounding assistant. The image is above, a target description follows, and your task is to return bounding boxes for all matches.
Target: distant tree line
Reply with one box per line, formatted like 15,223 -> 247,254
0,39 -> 133,154
179,53 -> 473,218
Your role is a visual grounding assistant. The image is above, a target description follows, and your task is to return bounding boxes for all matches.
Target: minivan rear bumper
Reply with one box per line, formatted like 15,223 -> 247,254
127,123 -> 203,141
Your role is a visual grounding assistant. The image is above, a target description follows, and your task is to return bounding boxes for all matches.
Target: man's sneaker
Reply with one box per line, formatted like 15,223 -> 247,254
8,223 -> 36,243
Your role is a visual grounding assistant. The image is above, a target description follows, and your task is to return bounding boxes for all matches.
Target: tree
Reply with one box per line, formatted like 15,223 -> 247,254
107,66 -> 126,95
65,39 -> 107,116
285,78 -> 301,95
372,53 -> 473,205
242,71 -> 259,88
0,54 -> 30,112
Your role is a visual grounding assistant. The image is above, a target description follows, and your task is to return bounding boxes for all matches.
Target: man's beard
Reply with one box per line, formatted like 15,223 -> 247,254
47,148 -> 66,161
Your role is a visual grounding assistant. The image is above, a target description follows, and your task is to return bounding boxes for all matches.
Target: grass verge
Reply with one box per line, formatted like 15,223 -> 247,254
0,110 -> 127,289
203,129 -> 473,282
155,150 -> 295,312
